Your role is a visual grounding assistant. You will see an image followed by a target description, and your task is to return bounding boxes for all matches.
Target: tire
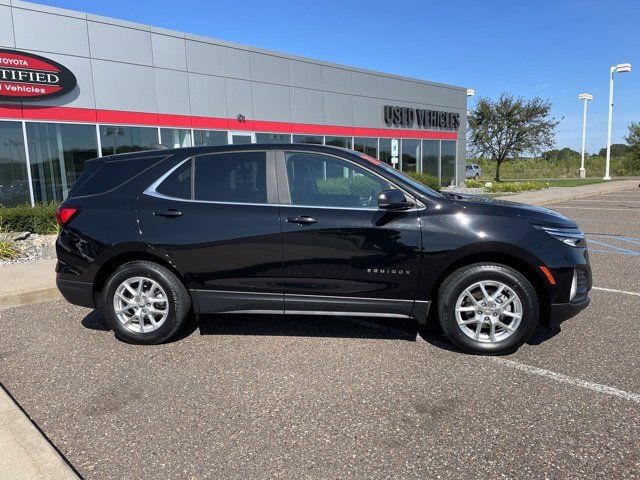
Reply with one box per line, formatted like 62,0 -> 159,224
474,173 -> 480,179
99,260 -> 191,344
437,263 -> 539,355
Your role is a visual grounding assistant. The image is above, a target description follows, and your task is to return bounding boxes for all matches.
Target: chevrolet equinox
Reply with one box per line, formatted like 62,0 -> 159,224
56,144 -> 591,354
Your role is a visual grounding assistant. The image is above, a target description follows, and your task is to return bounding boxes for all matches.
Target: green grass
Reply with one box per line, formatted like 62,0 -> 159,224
502,178 -> 609,188
0,241 -> 18,260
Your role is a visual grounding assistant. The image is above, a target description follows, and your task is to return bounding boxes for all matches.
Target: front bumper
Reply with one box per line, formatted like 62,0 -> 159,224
548,294 -> 590,329
56,277 -> 95,309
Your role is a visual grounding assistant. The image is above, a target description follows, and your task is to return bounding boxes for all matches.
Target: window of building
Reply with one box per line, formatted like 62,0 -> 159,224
256,133 -> 291,144
194,130 -> 227,147
99,125 -> 158,156
441,140 -> 456,186
0,121 -> 29,207
422,140 -> 439,179
194,152 -> 267,203
285,152 -> 389,208
292,135 -> 323,145
26,122 -> 99,203
324,136 -> 352,149
160,128 -> 192,148
401,139 -> 420,173
353,138 -> 377,158
379,138 -> 392,165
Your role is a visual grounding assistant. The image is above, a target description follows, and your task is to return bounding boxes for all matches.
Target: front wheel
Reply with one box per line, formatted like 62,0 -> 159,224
437,263 -> 539,355
99,260 -> 191,344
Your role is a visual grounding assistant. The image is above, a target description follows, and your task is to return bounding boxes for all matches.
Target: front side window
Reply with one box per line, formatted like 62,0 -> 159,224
285,152 -> 390,208
155,152 -> 268,203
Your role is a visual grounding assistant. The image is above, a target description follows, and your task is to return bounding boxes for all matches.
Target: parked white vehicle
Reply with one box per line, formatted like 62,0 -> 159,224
465,164 -> 482,179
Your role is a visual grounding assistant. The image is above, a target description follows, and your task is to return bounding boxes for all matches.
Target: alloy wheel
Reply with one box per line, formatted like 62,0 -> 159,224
454,280 -> 523,343
113,276 -> 169,334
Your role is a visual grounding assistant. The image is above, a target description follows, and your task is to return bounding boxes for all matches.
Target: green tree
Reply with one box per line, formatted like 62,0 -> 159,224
625,122 -> 640,158
542,147 -> 580,162
468,93 -> 559,181
598,144 -> 630,158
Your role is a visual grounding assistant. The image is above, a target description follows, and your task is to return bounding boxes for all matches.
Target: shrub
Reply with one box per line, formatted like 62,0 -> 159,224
0,241 -> 19,260
405,172 -> 441,191
486,181 -> 548,193
0,202 -> 58,234
464,178 -> 484,188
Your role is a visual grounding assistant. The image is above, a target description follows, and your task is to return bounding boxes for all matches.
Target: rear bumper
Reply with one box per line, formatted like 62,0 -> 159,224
548,294 -> 590,329
56,277 -> 95,309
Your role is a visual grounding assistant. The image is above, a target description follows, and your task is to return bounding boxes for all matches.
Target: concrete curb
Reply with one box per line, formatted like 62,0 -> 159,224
0,386 -> 80,479
497,180 -> 639,206
0,286 -> 61,310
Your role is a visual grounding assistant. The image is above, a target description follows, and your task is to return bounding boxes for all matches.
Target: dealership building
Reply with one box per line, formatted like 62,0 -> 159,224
0,0 -> 468,207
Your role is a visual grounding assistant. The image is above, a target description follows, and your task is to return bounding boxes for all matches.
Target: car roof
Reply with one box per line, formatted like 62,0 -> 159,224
97,143 -> 353,162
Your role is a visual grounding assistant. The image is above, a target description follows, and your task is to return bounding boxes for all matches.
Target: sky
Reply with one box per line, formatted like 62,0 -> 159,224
37,0 -> 640,154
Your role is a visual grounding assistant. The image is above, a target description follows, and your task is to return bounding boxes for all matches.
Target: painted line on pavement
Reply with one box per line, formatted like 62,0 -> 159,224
591,249 -> 640,256
491,358 -> 640,405
553,206 -> 640,212
592,286 -> 640,297
587,239 -> 640,256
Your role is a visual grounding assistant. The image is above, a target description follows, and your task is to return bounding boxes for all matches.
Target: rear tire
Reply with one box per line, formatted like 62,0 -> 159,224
99,260 -> 191,344
437,263 -> 539,355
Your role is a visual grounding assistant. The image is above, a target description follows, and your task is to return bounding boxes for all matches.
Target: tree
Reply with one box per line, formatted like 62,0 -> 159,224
625,122 -> 640,158
598,144 -> 630,158
542,147 -> 579,162
468,93 -> 559,181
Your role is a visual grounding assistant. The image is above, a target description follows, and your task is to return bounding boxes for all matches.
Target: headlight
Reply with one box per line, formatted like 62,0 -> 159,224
532,225 -> 585,247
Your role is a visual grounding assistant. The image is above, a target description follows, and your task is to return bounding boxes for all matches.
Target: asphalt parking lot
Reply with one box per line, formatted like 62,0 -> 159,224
1,187 -> 640,479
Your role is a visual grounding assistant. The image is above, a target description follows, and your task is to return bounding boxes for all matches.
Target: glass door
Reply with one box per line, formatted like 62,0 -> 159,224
228,131 -> 255,145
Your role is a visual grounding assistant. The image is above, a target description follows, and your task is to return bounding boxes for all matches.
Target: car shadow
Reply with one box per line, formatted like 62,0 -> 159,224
197,313 -> 418,341
81,310 -> 560,348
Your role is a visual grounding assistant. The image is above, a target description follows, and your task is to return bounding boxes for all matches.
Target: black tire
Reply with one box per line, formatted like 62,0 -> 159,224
474,173 -> 480,179
99,260 -> 191,345
437,263 -> 539,355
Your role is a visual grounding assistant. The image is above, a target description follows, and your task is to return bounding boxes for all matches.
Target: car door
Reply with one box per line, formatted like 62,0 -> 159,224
137,149 -> 284,314
277,149 -> 422,318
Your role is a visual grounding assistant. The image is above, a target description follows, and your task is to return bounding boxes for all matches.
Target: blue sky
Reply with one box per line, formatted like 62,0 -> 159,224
38,0 -> 640,154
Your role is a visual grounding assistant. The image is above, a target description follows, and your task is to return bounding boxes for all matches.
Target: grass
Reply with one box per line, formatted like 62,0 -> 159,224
0,241 -> 19,260
502,178 -> 609,188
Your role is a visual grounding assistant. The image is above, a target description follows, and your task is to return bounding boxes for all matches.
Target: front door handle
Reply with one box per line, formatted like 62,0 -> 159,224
153,208 -> 183,217
287,215 -> 317,225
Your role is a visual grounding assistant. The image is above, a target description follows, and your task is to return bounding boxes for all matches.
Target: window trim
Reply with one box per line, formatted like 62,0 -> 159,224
275,149 -> 422,211
144,150 -> 278,206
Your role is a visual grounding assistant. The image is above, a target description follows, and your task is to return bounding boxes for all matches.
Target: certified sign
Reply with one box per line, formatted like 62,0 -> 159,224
0,49 -> 77,101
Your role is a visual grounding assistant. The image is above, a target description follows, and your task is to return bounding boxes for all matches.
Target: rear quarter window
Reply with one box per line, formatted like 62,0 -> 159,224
69,155 -> 167,197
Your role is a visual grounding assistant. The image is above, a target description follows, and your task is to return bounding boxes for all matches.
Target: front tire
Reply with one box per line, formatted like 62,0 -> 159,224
99,260 -> 191,344
437,263 -> 539,355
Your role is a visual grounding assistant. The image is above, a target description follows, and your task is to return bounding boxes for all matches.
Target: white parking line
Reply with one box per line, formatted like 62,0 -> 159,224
592,286 -> 640,297
491,358 -> 640,405
554,206 -> 640,212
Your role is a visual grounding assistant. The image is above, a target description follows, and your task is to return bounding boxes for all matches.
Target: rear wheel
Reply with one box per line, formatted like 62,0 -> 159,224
437,263 -> 539,354
100,261 -> 191,344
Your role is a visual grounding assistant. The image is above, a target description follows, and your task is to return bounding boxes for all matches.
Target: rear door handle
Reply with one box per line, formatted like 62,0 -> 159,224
153,208 -> 183,217
287,215 -> 317,225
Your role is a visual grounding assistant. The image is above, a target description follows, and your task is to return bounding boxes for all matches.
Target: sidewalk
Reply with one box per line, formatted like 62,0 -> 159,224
497,179 -> 639,205
0,259 -> 59,310
0,387 -> 79,480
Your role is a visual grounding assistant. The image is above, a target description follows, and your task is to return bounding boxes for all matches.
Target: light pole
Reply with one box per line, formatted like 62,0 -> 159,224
604,63 -> 632,180
578,93 -> 593,178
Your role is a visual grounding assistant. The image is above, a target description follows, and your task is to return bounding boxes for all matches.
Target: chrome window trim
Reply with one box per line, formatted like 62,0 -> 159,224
144,149 -> 426,211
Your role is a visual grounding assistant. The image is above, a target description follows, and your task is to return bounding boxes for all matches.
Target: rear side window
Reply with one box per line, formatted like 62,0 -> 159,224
155,152 -> 268,204
69,155 -> 166,197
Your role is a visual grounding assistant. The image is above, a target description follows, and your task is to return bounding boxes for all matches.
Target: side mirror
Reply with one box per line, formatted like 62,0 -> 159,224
377,189 -> 414,210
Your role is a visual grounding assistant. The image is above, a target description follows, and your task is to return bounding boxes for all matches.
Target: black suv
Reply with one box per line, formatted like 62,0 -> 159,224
56,144 -> 591,354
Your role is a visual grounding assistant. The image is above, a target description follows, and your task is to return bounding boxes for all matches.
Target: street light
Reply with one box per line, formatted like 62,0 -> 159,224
604,63 -> 632,180
578,93 -> 593,178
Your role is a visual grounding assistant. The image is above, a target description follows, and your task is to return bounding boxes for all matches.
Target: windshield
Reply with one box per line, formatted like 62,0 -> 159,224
377,163 -> 443,198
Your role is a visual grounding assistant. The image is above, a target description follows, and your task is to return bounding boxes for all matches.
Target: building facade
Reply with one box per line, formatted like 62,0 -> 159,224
0,0 -> 468,207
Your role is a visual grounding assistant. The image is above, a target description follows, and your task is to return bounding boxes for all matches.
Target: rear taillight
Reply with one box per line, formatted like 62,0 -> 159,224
56,206 -> 79,226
